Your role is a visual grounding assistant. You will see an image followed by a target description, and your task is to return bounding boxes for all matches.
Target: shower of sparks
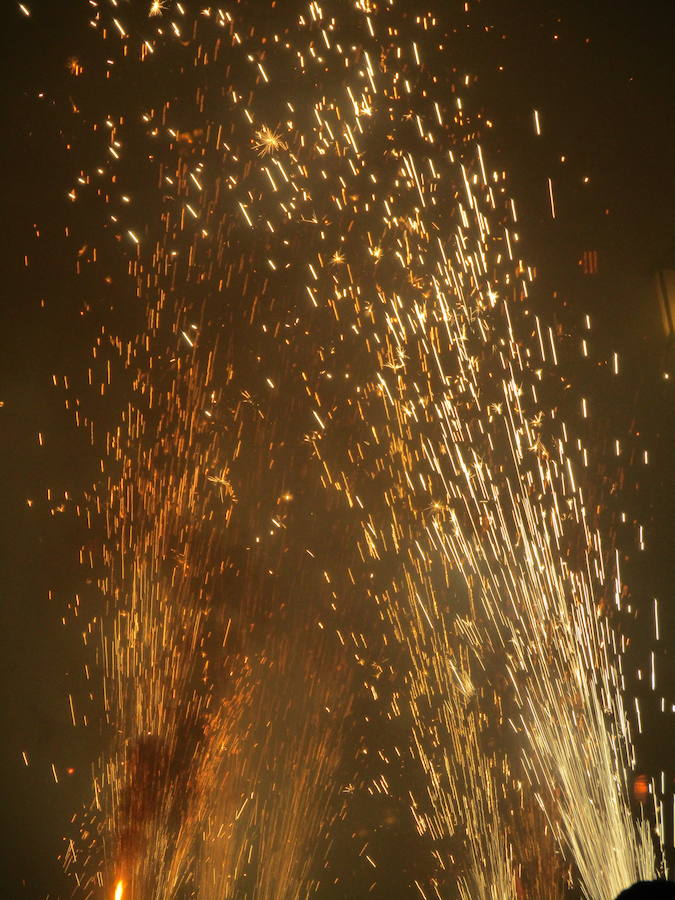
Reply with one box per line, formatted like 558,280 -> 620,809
47,0 -> 670,898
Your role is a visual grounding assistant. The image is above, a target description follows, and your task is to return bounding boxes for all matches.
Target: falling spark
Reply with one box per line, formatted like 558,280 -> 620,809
547,176 -> 556,218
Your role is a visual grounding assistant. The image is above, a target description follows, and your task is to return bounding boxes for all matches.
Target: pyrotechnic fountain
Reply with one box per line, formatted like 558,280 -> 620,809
50,1 -> 666,897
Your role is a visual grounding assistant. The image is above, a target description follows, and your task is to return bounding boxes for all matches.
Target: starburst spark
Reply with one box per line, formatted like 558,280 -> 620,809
253,125 -> 287,157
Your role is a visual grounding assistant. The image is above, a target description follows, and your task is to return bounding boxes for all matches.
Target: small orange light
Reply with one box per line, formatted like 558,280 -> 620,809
633,774 -> 649,803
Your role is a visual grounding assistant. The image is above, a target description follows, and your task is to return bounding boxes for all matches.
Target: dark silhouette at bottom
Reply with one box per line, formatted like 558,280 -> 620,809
615,882 -> 675,899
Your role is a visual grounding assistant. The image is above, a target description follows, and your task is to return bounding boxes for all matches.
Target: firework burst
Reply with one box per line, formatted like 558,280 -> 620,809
53,1 -> 666,897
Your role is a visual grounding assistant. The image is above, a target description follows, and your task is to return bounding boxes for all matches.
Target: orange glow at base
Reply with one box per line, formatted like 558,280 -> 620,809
114,880 -> 124,900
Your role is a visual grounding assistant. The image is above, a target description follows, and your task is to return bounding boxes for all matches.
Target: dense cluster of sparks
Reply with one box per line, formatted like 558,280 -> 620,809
48,0 -> 669,898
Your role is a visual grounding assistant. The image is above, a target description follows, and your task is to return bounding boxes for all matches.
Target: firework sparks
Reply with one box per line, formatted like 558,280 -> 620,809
253,125 -> 288,158
49,0 -> 667,897
148,0 -> 166,17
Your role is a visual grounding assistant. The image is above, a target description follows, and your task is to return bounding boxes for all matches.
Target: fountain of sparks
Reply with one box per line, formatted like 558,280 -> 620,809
55,0 -> 665,897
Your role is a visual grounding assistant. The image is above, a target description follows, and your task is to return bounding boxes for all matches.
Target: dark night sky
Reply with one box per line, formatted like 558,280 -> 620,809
0,0 -> 673,897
